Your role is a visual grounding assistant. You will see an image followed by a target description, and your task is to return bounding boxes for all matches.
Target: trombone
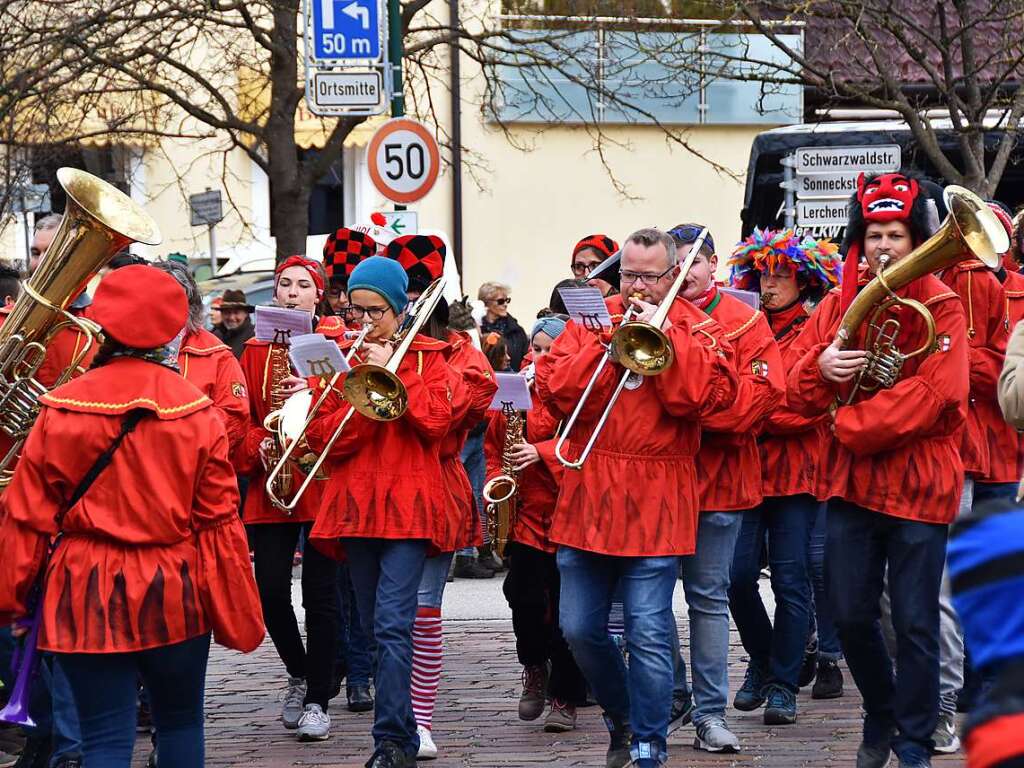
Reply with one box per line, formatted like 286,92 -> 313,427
555,229 -> 710,470
264,277 -> 447,511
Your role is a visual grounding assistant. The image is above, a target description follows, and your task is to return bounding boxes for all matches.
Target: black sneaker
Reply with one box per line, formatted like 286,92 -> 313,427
347,684 -> 374,712
763,684 -> 797,725
668,692 -> 694,734
733,660 -> 767,711
797,640 -> 818,688
856,737 -> 894,768
13,738 -> 51,768
811,658 -> 844,699
365,741 -> 414,768
603,714 -> 633,768
52,759 -> 82,768
452,555 -> 493,579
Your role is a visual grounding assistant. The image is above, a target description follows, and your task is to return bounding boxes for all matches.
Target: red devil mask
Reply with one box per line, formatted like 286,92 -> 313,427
858,173 -> 920,222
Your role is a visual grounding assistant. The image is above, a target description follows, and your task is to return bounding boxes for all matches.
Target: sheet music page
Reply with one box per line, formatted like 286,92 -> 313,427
488,372 -> 533,411
557,286 -> 612,330
254,306 -> 314,343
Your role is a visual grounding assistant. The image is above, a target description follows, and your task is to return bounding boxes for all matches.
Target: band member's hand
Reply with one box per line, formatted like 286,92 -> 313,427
818,336 -> 868,383
11,622 -> 27,638
628,297 -> 671,330
259,436 -> 275,469
509,442 -> 540,471
362,340 -> 393,368
281,375 -> 308,395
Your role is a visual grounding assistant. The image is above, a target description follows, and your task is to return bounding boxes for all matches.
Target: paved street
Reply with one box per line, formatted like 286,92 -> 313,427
139,577 -> 964,767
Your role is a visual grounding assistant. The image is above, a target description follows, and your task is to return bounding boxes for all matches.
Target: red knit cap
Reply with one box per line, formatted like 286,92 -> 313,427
276,255 -> 325,299
92,265 -> 187,348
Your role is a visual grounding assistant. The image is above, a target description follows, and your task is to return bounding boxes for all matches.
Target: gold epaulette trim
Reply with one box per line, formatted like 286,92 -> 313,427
924,291 -> 959,307
42,394 -> 211,415
181,342 -> 230,355
724,311 -> 762,340
691,318 -> 715,331
1006,290 -> 1024,298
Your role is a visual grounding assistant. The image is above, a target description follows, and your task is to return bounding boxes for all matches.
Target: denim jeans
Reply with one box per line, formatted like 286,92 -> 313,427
459,431 -> 486,555
55,634 -> 210,768
336,565 -> 374,688
827,500 -> 947,762
558,546 -> 678,762
728,495 -> 815,691
675,511 -> 743,724
418,552 -> 455,609
344,538 -> 428,759
808,502 -> 842,659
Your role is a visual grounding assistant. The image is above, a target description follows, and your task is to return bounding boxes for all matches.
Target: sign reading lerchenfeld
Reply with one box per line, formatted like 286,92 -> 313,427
794,145 -> 902,174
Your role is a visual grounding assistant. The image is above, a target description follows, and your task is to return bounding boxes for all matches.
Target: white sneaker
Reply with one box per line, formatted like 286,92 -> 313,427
693,716 -> 740,753
296,703 -> 331,741
417,724 -> 438,760
281,676 -> 306,729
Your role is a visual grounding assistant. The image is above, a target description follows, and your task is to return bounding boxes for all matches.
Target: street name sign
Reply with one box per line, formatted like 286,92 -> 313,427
796,199 -> 850,228
189,189 -> 223,226
794,145 -> 902,175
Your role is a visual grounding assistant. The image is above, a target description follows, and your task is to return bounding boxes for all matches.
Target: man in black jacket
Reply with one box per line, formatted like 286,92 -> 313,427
212,289 -> 255,359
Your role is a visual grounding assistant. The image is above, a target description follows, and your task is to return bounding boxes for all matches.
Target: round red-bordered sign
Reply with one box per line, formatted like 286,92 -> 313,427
367,118 -> 441,204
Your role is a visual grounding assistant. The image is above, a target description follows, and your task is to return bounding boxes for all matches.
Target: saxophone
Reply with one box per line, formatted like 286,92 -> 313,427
483,402 -> 524,556
262,344 -> 293,497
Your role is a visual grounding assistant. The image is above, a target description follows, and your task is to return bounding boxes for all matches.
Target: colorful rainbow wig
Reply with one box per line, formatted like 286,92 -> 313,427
729,227 -> 842,297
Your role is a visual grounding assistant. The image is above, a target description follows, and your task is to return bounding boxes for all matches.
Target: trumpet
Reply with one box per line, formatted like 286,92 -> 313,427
838,185 -> 1005,404
264,277 -> 447,511
556,228 -> 710,469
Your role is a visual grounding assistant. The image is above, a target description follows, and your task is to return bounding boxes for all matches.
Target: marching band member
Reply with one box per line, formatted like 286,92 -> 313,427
306,256 -> 455,768
236,255 -> 340,741
664,224 -> 784,749
786,172 -> 969,768
382,235 -> 498,760
536,228 -> 738,768
725,229 -> 844,725
0,265 -> 263,767
571,234 -> 620,296
152,260 -> 249,452
486,315 -> 588,734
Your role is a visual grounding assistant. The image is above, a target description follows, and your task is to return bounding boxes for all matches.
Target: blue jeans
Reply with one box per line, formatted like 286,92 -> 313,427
827,500 -> 947,762
674,511 -> 743,724
459,432 -> 486,555
336,565 -> 373,688
344,538 -> 427,758
418,552 -> 455,609
55,634 -> 210,768
728,495 -> 815,691
808,503 -> 842,659
557,546 -> 678,762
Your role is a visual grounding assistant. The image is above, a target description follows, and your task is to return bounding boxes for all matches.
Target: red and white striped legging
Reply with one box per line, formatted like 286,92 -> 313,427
411,606 -> 443,729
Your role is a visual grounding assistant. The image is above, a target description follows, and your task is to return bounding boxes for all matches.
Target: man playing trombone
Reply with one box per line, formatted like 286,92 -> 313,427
535,227 -> 738,768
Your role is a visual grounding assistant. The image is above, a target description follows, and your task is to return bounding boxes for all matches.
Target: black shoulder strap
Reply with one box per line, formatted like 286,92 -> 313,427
60,408 -> 147,525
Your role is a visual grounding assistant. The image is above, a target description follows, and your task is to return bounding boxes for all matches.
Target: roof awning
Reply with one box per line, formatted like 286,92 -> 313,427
237,67 -> 383,150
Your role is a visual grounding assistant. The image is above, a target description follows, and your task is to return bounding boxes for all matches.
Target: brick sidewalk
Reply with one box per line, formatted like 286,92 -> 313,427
143,619 -> 965,768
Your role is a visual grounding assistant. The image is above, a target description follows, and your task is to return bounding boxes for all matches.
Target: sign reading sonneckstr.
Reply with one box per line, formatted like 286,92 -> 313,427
795,172 -> 862,199
311,0 -> 382,60
795,145 -> 901,174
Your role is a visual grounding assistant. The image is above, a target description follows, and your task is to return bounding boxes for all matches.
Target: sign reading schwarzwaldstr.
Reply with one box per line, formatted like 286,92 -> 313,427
794,145 -> 902,174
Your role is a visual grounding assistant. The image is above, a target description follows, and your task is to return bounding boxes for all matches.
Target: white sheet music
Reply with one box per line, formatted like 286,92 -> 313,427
254,306 -> 313,343
288,334 -> 349,378
720,287 -> 761,311
557,286 -> 612,330
488,372 -> 533,411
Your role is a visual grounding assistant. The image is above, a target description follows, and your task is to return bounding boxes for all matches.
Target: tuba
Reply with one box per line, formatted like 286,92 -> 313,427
0,168 -> 161,486
838,185 -> 1006,403
483,401 -> 523,556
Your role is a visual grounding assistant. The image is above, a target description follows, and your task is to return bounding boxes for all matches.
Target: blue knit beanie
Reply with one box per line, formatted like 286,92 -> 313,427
347,256 -> 409,314
532,315 -> 567,341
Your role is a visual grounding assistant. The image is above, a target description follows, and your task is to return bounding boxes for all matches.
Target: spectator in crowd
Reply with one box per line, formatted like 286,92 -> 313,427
478,282 -> 528,371
210,296 -> 223,328
212,290 -> 256,359
29,215 -> 61,273
482,332 -> 512,373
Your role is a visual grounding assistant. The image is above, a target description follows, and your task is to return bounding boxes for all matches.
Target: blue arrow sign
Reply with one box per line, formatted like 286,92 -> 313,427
311,0 -> 381,60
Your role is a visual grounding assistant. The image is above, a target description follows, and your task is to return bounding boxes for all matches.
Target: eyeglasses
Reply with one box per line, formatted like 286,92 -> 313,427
489,297 -> 511,306
571,261 -> 598,277
620,266 -> 676,286
342,304 -> 392,321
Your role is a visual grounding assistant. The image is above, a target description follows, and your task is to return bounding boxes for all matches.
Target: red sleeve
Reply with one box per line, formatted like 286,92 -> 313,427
191,419 -> 265,652
652,309 -> 739,419
785,296 -> 840,418
0,408 -> 60,620
535,323 -> 619,423
484,409 -> 505,484
235,345 -> 269,476
700,313 -> 784,434
400,350 -> 454,441
833,297 -> 969,456
304,381 -> 373,461
211,353 -> 250,454
458,349 -> 498,430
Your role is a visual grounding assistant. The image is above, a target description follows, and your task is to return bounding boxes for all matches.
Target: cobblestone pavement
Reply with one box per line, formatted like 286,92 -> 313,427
134,579 -> 965,768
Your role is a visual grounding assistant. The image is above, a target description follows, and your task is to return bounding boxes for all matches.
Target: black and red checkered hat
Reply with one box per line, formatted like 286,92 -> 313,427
384,234 -> 445,293
572,234 -> 619,264
323,227 -> 378,281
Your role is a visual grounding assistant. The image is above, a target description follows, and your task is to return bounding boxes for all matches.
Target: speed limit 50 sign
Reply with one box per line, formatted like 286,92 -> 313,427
367,118 -> 440,204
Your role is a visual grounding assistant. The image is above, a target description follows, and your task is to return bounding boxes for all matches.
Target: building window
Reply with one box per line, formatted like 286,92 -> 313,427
269,150 -> 345,238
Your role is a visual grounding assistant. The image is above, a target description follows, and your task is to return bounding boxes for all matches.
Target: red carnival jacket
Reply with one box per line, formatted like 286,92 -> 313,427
985,269 -> 1024,484
759,302 -> 830,499
697,289 -> 785,511
443,331 -> 497,551
0,356 -> 264,653
306,334 -> 455,559
787,276 -> 969,524
178,328 -> 249,453
484,388 -> 564,554
535,295 -> 738,557
939,260 -> 1009,479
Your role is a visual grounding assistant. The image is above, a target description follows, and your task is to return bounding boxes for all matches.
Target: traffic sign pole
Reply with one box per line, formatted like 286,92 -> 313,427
387,0 -> 406,211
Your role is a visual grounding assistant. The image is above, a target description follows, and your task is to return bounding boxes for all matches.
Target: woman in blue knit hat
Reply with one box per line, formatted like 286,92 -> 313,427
305,257 -> 456,768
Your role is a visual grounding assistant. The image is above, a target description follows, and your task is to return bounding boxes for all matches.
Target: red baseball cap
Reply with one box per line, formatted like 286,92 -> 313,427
92,264 -> 188,348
